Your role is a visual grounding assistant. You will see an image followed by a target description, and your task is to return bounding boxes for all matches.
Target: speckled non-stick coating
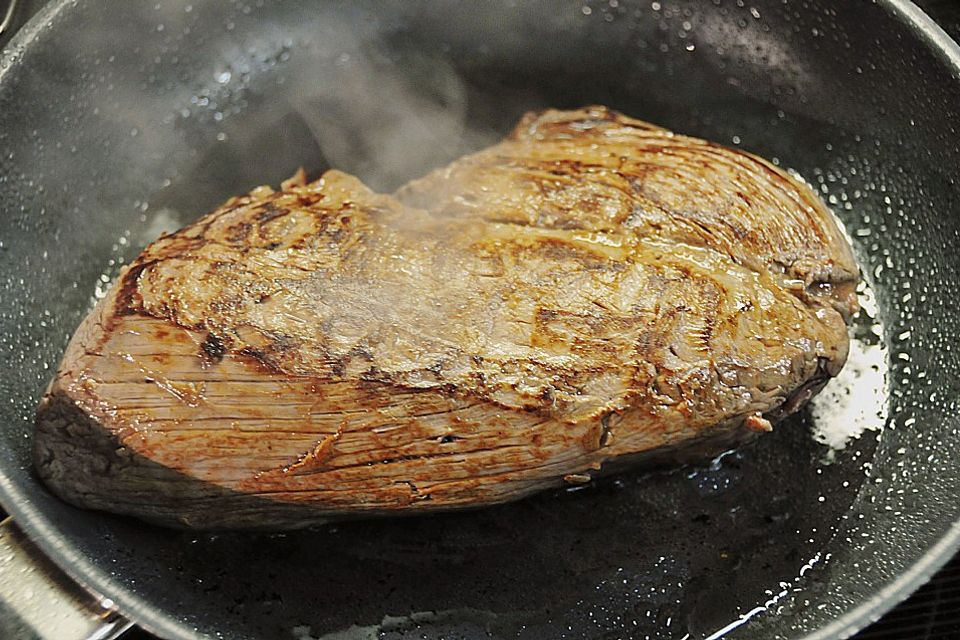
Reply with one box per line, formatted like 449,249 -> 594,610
0,1 -> 958,639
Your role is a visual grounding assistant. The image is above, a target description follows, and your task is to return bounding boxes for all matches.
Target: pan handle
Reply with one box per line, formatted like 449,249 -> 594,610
0,518 -> 133,640
0,0 -> 18,37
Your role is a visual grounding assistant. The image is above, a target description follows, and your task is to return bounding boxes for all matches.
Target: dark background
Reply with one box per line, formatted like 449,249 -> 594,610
2,0 -> 960,638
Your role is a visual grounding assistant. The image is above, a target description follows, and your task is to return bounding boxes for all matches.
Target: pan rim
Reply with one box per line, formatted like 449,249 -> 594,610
0,1 -> 958,639
787,4 -> 960,640
0,4 -> 212,638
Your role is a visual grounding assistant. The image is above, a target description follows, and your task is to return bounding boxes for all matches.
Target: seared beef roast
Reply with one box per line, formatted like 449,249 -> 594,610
35,107 -> 858,529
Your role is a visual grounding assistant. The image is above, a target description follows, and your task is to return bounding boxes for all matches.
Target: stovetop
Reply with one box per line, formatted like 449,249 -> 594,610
2,0 -> 960,638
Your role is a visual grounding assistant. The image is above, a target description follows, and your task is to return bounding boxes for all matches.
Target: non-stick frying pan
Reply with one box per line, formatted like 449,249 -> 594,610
1,1 -> 959,639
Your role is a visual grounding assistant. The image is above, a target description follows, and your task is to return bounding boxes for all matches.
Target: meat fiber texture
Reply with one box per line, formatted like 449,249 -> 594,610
34,107 -> 859,529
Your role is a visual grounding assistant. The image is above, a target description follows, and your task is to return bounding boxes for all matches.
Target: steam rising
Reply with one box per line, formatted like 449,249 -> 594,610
34,1 -> 516,237
291,50 -> 498,192
3,2 -> 906,640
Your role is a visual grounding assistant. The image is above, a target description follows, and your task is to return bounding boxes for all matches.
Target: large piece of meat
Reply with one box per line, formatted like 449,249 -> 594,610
35,107 -> 859,529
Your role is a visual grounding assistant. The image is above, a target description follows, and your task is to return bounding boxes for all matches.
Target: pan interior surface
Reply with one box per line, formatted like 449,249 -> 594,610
0,1 -> 959,639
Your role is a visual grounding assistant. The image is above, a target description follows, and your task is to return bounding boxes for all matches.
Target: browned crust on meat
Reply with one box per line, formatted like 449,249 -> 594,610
399,105 -> 859,319
34,107 -> 858,529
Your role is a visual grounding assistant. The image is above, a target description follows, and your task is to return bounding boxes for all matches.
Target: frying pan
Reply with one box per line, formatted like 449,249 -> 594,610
1,1 -> 959,639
